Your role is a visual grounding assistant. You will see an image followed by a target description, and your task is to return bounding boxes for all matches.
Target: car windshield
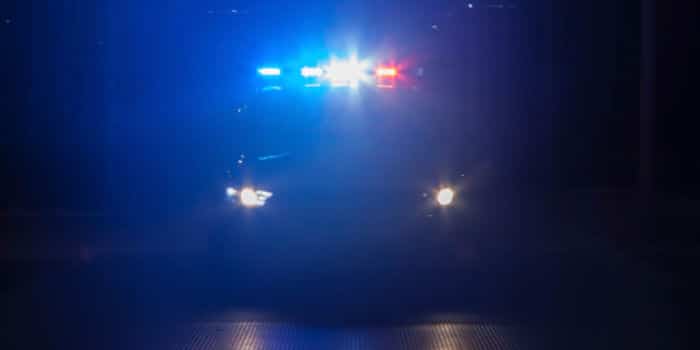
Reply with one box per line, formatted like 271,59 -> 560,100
2,1 -> 696,349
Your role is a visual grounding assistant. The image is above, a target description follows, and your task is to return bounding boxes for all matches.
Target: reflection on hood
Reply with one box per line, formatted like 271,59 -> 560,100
257,152 -> 291,161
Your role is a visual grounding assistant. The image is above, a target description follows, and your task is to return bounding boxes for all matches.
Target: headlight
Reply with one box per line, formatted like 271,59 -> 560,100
227,186 -> 273,207
239,188 -> 260,207
436,187 -> 455,206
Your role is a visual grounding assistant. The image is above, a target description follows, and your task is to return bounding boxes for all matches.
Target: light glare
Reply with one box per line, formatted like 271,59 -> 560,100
257,67 -> 281,76
376,67 -> 397,77
240,188 -> 260,207
324,58 -> 369,88
301,66 -> 323,77
237,187 -> 273,207
436,188 -> 455,206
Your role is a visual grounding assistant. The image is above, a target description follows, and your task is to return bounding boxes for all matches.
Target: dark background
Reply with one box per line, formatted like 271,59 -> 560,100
1,2 -> 698,349
1,0 -> 699,255
5,1 -> 695,211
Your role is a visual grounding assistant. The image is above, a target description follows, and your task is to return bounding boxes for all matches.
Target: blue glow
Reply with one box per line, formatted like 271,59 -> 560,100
261,85 -> 283,91
257,67 -> 281,76
301,66 -> 323,78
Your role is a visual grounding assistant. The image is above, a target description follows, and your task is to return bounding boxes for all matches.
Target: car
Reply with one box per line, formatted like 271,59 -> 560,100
203,54 -> 494,270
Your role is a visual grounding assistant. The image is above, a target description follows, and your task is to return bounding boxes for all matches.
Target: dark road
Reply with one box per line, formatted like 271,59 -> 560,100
1,220 -> 689,349
0,258 -> 682,349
